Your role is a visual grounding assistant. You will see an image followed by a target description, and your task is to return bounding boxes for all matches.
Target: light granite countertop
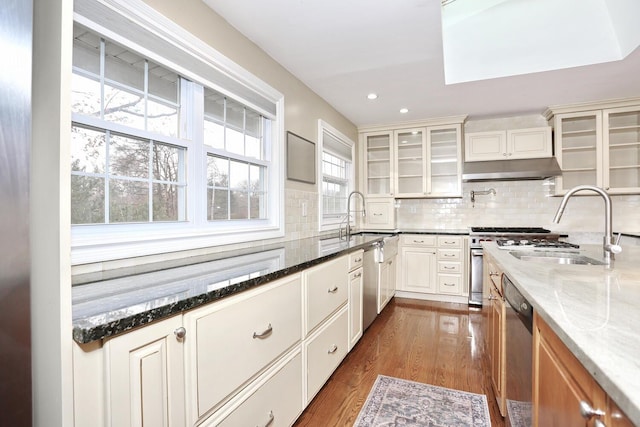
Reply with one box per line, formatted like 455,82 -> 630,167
483,242 -> 640,425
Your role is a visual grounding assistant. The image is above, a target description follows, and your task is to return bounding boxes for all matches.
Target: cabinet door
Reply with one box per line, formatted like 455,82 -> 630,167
105,315 -> 185,427
603,107 -> 640,193
533,313 -> 607,427
395,128 -> 427,197
428,124 -> 462,197
362,198 -> 395,230
377,255 -> 396,313
400,247 -> 436,294
507,127 -> 552,159
464,131 -> 506,161
348,267 -> 363,350
555,111 -> 603,194
489,285 -> 505,416
362,131 -> 394,196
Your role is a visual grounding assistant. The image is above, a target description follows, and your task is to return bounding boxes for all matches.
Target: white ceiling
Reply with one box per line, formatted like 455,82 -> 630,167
203,0 -> 640,128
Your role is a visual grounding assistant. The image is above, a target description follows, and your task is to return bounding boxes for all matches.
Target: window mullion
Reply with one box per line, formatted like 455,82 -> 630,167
99,38 -> 105,120
105,130 -> 111,223
148,140 -> 153,222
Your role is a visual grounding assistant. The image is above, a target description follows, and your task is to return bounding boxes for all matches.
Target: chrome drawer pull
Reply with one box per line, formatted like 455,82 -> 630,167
373,213 -> 382,216
354,272 -> 362,278
354,257 -> 362,262
444,241 -> 456,244
253,323 -> 273,339
444,266 -> 455,270
579,401 -> 605,419
444,283 -> 455,287
413,239 -> 424,243
444,254 -> 455,257
328,286 -> 339,293
256,410 -> 274,427
328,344 -> 338,354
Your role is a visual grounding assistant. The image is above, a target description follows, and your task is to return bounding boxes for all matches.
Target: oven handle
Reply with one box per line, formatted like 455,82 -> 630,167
471,248 -> 483,257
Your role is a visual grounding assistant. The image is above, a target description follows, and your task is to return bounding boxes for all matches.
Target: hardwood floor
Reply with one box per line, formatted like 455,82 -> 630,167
294,297 -> 505,426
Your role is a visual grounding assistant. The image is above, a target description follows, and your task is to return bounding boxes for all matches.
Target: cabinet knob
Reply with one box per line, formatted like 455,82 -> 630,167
579,400 -> 605,419
174,326 -> 186,340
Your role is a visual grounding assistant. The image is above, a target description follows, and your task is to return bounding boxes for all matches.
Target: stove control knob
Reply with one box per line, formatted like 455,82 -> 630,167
520,240 -> 529,245
506,240 -> 515,245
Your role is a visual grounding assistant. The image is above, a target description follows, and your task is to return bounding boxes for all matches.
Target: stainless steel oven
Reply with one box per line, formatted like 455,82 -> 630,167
503,274 -> 534,427
468,227 -> 559,306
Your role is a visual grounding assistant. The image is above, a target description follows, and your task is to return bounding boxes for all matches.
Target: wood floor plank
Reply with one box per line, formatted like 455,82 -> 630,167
294,297 -> 505,426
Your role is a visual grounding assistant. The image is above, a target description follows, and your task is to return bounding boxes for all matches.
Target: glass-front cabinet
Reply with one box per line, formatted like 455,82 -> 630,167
362,131 -> 394,197
552,102 -> 640,195
395,128 -> 426,196
604,107 -> 640,193
428,124 -> 462,197
359,118 -> 464,200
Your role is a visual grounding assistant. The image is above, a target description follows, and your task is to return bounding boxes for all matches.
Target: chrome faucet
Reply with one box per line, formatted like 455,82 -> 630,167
340,190 -> 366,240
552,185 -> 622,264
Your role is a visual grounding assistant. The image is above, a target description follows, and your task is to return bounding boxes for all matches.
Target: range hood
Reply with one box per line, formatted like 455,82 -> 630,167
462,157 -> 562,182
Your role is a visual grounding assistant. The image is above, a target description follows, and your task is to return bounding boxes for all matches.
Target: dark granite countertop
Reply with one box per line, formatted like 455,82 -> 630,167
72,233 -> 387,344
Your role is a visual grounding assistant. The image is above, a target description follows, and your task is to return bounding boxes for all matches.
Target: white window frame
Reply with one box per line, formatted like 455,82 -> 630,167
317,119 -> 356,232
71,0 -> 285,264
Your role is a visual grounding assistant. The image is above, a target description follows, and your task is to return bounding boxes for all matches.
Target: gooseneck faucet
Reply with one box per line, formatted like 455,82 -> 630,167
340,190 -> 366,240
552,185 -> 622,264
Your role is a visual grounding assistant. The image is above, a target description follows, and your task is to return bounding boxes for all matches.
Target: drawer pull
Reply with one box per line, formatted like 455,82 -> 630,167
354,272 -> 362,278
328,286 -> 339,293
443,266 -> 455,270
252,323 -> 273,339
444,241 -> 456,244
443,283 -> 455,287
354,257 -> 362,262
443,254 -> 455,257
256,410 -> 274,427
373,213 -> 383,216
327,344 -> 338,354
579,400 -> 605,419
413,239 -> 424,243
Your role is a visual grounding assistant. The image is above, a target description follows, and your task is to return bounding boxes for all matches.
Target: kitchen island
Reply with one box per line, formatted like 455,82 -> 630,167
483,242 -> 640,425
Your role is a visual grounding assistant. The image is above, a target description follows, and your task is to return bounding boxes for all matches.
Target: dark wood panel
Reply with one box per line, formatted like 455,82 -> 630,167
294,297 -> 505,426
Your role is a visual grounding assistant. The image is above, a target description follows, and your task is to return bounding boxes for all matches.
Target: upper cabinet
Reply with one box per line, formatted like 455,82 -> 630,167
547,99 -> 640,195
362,131 -> 394,197
359,117 -> 465,199
464,127 -> 552,162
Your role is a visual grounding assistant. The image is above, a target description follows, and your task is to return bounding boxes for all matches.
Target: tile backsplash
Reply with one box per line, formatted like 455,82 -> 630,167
396,180 -> 640,236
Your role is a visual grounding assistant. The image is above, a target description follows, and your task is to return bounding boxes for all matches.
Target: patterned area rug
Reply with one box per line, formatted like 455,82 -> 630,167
354,375 -> 491,427
506,399 -> 531,427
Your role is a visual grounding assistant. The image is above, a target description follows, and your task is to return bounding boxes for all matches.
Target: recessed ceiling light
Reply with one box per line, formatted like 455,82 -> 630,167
400,108 -> 409,114
367,93 -> 378,100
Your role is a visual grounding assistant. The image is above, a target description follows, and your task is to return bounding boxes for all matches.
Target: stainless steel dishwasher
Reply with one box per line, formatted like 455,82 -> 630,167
362,240 -> 381,330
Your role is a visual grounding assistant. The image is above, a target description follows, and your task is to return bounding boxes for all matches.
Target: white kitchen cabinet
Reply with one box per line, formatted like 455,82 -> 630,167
104,315 -> 185,427
377,252 -> 396,313
399,237 -> 437,294
183,274 -> 302,424
359,116 -> 465,200
464,127 -> 552,161
361,131 -> 394,197
362,197 -> 396,230
348,250 -> 364,351
205,350 -> 303,427
547,99 -> 640,195
397,234 -> 467,303
304,255 -> 349,335
304,306 -> 349,403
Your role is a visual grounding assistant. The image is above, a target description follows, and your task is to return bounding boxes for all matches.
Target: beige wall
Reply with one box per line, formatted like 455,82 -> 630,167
141,0 -> 358,194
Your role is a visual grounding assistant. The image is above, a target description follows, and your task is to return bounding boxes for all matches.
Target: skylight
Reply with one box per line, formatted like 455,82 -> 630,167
441,0 -> 640,84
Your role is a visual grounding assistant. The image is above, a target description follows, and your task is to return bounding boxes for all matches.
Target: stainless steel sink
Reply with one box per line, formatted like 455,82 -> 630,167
509,251 -> 606,265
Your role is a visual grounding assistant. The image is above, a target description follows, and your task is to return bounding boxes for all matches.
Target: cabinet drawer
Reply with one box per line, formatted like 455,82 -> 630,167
438,248 -> 461,261
305,255 -> 349,335
349,250 -> 364,271
186,275 -> 302,419
213,352 -> 303,427
437,235 -> 462,248
400,234 -> 437,247
305,307 -> 349,402
438,274 -> 461,294
438,261 -> 461,274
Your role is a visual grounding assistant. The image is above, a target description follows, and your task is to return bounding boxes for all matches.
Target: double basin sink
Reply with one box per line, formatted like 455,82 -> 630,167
509,250 -> 606,265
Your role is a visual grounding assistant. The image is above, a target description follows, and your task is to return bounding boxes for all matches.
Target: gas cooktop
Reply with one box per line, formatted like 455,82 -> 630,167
496,238 -> 579,250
